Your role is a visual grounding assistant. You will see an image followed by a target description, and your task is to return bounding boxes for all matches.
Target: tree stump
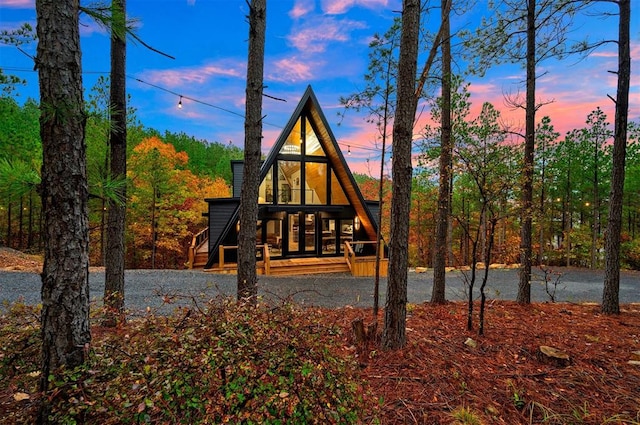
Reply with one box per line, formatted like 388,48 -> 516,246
352,318 -> 366,345
538,345 -> 570,367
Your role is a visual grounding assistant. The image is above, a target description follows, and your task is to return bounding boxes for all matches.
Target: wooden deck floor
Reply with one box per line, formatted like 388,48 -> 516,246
203,256 -> 350,276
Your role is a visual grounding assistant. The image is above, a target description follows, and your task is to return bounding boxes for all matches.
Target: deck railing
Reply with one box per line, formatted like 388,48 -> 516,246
216,244 -> 270,273
187,227 -> 208,268
344,240 -> 388,277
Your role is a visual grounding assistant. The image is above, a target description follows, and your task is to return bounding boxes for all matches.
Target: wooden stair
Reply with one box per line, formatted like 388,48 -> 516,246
189,233 -> 381,277
268,257 -> 350,276
193,251 -> 208,268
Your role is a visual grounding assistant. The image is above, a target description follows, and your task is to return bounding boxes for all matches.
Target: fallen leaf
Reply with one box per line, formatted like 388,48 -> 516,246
13,392 -> 30,401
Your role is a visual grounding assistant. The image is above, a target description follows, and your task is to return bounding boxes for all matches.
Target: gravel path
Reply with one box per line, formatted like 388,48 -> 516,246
1,267 -> 638,314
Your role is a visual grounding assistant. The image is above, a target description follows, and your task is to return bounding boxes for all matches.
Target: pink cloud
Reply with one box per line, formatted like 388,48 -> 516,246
141,60 -> 245,88
321,0 -> 391,15
268,56 -> 319,82
0,0 -> 33,8
287,17 -> 366,53
289,0 -> 315,18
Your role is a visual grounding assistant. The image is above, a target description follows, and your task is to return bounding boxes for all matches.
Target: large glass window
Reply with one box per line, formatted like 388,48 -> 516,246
268,113 -> 342,207
264,219 -> 282,256
258,166 -> 273,204
305,117 -> 324,157
330,170 -> 349,205
278,160 -> 301,205
287,213 -> 300,254
280,117 -> 302,155
305,162 -> 327,205
304,213 -> 315,252
321,218 -> 337,254
338,219 -> 354,253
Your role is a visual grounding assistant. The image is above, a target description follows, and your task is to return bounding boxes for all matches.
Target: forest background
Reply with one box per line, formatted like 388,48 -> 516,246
1,73 -> 639,271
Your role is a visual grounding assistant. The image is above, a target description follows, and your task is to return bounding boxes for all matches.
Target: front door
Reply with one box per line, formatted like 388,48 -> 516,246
285,212 -> 317,256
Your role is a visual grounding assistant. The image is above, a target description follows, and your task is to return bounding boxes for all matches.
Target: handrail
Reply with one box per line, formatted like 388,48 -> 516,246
344,240 -> 387,276
187,227 -> 209,268
344,241 -> 355,272
263,244 -> 271,275
218,244 -> 270,274
191,227 -> 209,249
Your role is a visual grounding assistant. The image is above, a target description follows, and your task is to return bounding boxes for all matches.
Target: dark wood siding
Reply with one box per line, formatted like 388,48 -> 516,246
208,199 -> 240,252
365,200 -> 381,228
232,161 -> 243,198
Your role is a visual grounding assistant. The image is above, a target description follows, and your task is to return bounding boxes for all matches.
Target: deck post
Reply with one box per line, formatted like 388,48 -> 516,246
263,245 -> 271,275
219,245 -> 225,269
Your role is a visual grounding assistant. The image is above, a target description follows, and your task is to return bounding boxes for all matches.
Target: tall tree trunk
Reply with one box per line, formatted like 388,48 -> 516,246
27,190 -> 34,249
374,97 -> 390,318
432,0 -> 452,304
6,201 -> 11,248
104,0 -> 127,324
18,196 -> 24,248
382,0 -> 420,350
591,137 -> 599,268
478,218 -> 497,336
35,0 -> 90,406
516,0 -> 536,304
603,0 -> 630,315
237,0 -> 266,302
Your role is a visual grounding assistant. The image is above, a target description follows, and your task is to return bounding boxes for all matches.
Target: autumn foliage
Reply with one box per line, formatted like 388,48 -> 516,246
125,137 -> 230,268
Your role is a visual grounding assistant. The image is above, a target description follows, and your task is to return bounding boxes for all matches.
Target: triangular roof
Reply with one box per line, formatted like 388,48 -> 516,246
205,85 -> 378,268
259,85 -> 378,239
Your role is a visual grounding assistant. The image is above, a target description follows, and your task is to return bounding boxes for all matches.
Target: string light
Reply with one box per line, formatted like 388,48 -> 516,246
348,145 -> 351,156
178,96 -> 183,109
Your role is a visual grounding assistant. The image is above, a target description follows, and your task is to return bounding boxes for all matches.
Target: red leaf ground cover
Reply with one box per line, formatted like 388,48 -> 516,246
322,301 -> 640,424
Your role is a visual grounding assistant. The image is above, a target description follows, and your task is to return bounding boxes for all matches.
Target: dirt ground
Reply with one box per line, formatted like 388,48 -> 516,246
325,302 -> 640,424
0,247 -> 42,273
2,247 -> 639,423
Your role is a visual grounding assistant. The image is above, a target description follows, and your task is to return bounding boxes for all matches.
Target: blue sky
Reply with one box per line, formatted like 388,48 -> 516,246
1,0 -> 638,175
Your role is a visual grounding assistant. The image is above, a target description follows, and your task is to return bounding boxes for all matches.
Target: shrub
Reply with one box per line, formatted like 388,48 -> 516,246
2,300 -> 371,424
621,237 -> 640,270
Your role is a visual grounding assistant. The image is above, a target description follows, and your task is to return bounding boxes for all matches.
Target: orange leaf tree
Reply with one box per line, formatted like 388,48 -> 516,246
127,136 -> 220,268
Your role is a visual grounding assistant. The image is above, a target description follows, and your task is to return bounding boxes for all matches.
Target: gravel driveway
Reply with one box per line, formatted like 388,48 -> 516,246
1,267 -> 638,314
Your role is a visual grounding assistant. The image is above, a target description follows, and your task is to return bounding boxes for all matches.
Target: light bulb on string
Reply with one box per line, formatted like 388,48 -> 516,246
347,145 -> 351,156
178,96 -> 183,109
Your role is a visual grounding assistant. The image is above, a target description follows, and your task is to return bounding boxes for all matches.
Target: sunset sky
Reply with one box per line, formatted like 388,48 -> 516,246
1,0 -> 638,175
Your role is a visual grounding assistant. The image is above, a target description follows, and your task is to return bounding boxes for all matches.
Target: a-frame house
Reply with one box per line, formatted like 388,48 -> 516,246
195,86 -> 387,276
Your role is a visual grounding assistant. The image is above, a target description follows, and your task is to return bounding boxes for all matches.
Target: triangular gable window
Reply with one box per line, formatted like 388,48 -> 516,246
279,116 -> 302,155
260,111 -> 347,206
304,117 -> 324,157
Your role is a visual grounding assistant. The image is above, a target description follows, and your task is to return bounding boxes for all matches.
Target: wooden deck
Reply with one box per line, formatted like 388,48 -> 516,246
204,256 -> 351,276
188,231 -> 388,277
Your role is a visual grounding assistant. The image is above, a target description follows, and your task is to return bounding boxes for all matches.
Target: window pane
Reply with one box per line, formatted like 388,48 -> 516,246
288,213 -> 299,253
330,170 -> 349,205
321,218 -> 336,254
280,117 -> 302,155
305,162 -> 327,205
304,213 -> 315,252
265,219 -> 282,257
305,117 -> 324,156
278,160 -> 301,204
258,166 -> 273,204
338,219 -> 353,253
